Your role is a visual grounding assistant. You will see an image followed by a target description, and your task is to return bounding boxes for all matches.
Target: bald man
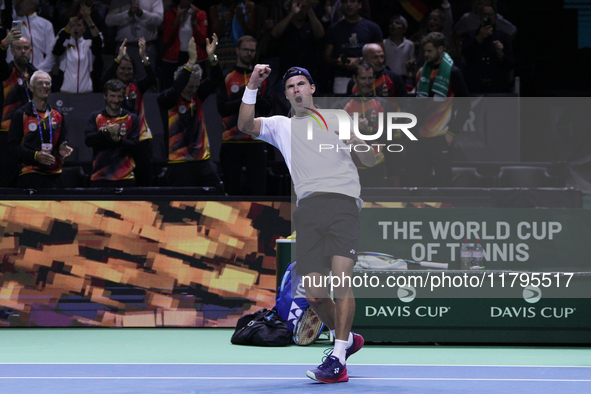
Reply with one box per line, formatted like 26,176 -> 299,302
0,28 -> 38,187
347,43 -> 406,98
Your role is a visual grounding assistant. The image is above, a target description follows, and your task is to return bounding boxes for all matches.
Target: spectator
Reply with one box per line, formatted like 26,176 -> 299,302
8,0 -> 56,72
0,30 -> 36,187
271,0 -> 324,81
251,0 -> 284,62
84,79 -> 140,188
339,61 -> 389,187
402,32 -> 469,187
105,0 -> 163,81
7,71 -> 74,188
314,0 -> 371,27
52,5 -> 102,93
101,38 -> 156,186
383,15 -> 415,80
54,0 -> 107,40
162,0 -> 208,90
216,35 -> 271,195
455,0 -> 516,39
314,0 -> 339,31
411,1 -> 460,66
324,0 -> 382,95
208,0 -> 256,72
157,36 -> 223,188
346,42 -> 406,98
461,4 -> 514,94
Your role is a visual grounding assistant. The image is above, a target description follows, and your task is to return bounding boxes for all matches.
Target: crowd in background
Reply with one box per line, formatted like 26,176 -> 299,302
0,0 -> 521,194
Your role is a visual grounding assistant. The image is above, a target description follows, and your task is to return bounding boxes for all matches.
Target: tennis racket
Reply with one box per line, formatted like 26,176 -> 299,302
293,306 -> 325,346
357,252 -> 448,270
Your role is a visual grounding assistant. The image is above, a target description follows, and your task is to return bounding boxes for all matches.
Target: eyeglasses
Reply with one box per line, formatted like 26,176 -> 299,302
239,48 -> 256,53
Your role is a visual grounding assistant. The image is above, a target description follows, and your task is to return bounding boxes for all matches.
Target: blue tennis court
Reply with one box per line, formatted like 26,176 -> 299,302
1,328 -> 589,393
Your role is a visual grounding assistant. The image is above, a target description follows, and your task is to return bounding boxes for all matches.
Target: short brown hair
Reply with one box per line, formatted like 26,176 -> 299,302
236,35 -> 257,49
103,79 -> 126,95
421,32 -> 446,49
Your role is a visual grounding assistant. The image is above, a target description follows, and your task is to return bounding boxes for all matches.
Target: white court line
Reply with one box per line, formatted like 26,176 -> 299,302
0,363 -> 589,368
0,377 -> 589,382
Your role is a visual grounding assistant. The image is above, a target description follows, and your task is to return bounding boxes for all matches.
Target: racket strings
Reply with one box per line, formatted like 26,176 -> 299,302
293,307 -> 324,346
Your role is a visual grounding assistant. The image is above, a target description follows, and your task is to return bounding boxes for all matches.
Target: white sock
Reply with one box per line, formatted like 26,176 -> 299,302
330,330 -> 354,349
333,339 -> 347,365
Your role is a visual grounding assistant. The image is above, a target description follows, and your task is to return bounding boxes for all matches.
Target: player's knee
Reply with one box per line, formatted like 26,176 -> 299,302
306,295 -> 329,307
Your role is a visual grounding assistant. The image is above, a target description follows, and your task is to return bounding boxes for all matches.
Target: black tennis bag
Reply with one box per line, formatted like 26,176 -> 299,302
231,308 -> 292,346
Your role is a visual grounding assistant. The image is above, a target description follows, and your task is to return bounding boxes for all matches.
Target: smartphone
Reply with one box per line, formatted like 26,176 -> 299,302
11,20 -> 21,32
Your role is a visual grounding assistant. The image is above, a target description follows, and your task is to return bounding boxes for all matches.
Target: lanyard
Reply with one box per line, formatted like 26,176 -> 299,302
32,101 -> 52,143
23,78 -> 32,101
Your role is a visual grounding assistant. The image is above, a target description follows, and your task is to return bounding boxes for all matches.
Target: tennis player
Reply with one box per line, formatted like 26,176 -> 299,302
237,64 -> 376,383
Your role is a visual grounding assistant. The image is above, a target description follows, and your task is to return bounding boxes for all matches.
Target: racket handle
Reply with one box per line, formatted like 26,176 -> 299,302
419,261 -> 448,269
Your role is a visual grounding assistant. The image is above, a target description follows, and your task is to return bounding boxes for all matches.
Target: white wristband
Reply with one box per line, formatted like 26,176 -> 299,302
242,86 -> 258,105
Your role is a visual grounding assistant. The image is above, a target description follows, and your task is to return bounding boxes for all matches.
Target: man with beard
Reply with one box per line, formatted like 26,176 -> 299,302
84,79 -> 140,187
7,71 -> 73,188
0,28 -> 36,187
216,35 -> 271,195
402,32 -> 469,187
101,38 -> 155,186
8,0 -> 55,72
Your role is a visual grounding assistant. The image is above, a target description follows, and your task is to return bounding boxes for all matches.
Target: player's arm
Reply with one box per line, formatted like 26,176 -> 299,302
237,63 -> 271,137
340,131 -> 377,168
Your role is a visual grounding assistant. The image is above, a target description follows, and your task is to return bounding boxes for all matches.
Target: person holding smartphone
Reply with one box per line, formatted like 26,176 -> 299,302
460,4 -> 514,93
0,26 -> 36,187
9,0 -> 56,72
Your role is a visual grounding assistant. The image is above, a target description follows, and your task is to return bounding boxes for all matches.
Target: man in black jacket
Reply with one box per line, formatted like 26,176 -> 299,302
0,27 -> 36,186
157,35 -> 223,188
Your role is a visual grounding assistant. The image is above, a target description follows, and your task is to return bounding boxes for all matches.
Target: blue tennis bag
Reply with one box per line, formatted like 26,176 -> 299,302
275,261 -> 309,331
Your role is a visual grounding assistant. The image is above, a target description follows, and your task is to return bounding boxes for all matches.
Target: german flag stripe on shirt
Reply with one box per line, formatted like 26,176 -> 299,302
88,111 -> 138,181
167,97 -> 210,162
1,67 -> 32,131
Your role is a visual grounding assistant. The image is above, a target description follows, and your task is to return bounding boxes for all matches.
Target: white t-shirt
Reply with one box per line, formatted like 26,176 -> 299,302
257,113 -> 362,209
383,37 -> 414,76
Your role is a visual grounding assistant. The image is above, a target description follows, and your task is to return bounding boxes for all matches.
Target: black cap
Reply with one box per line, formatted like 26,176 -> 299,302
282,67 -> 315,90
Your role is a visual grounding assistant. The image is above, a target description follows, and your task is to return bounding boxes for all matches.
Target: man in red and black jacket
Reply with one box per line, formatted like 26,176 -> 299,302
7,71 -> 73,188
346,43 -> 407,98
157,35 -> 223,188
101,38 -> 155,186
216,35 -> 271,195
162,0 -> 208,89
0,27 -> 37,187
85,79 -> 140,188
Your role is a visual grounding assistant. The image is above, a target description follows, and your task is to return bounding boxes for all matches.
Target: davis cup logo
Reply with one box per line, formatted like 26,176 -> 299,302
523,286 -> 542,304
397,285 -> 416,303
